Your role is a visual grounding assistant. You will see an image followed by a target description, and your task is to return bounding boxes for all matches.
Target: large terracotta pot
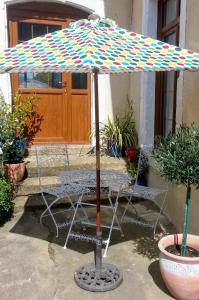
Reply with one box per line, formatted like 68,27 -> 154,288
158,234 -> 199,300
4,162 -> 26,183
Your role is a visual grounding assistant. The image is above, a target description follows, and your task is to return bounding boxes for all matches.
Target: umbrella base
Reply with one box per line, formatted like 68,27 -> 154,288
74,262 -> 123,292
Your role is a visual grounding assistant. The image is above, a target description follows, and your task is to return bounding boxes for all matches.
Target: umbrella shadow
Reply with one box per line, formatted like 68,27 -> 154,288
10,194 -> 174,257
10,193 -> 95,254
148,260 -> 174,298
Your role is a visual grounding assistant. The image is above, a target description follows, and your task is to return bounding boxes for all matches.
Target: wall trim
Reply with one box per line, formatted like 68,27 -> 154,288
176,0 -> 186,125
139,0 -> 158,146
5,0 -> 94,14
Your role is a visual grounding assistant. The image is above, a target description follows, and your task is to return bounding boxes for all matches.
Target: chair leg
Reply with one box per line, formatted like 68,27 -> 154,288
64,194 -> 83,249
108,190 -> 124,237
40,193 -> 60,237
78,191 -> 90,225
103,191 -> 120,258
40,195 -> 62,222
66,193 -> 89,230
120,196 -> 132,222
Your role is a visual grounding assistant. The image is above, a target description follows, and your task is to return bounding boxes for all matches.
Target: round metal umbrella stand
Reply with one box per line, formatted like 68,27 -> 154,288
74,226 -> 123,292
74,69 -> 123,292
74,263 -> 123,292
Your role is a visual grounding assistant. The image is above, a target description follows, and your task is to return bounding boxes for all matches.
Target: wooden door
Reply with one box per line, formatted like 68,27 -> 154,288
9,18 -> 91,144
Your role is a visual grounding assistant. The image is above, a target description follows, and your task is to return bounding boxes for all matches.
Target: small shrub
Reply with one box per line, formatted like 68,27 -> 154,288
0,176 -> 13,224
153,123 -> 199,256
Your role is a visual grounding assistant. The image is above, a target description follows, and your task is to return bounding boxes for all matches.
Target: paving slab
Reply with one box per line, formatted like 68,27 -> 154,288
0,194 -> 175,300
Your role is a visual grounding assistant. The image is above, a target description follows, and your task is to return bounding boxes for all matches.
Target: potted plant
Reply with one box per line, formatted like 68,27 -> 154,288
2,142 -> 26,183
102,116 -> 123,157
101,100 -> 138,157
0,93 -> 37,182
153,124 -> 199,300
11,92 -> 38,157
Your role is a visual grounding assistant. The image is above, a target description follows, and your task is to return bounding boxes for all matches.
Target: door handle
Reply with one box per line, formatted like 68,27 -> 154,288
58,81 -> 67,94
62,81 -> 67,88
58,81 -> 67,88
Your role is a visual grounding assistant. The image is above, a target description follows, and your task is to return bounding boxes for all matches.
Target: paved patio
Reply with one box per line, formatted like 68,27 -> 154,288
0,194 -> 175,300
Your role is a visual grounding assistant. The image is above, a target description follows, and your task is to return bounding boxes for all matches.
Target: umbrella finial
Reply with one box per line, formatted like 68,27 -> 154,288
88,13 -> 101,20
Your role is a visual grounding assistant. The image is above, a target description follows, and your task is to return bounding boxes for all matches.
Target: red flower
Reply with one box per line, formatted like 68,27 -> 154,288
126,147 -> 140,163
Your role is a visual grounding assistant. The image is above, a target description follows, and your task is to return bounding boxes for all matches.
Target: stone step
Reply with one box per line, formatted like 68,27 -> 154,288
25,155 -> 127,177
18,171 -> 126,196
14,192 -> 120,214
19,156 -> 127,195
26,144 -> 93,156
18,176 -> 60,195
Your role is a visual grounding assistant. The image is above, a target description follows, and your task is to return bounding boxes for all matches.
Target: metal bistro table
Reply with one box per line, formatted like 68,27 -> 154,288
59,169 -> 131,257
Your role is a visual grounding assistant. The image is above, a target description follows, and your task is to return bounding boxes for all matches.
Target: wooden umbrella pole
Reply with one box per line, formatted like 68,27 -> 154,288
94,68 -> 101,234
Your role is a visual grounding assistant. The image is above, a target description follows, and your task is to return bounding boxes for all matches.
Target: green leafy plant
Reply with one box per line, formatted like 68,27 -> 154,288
0,93 -> 38,163
0,176 -> 13,224
11,92 -> 38,138
0,98 -> 14,144
126,162 -> 137,179
101,100 -> 138,153
2,143 -> 23,164
153,123 -> 199,256
102,116 -> 123,148
119,100 -> 138,149
0,93 -> 38,142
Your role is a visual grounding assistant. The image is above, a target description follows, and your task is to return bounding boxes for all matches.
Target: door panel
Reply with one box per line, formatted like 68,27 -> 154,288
9,17 -> 91,144
71,94 -> 91,143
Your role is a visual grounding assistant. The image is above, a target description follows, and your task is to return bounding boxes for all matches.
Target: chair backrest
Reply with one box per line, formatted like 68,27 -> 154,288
35,144 -> 69,188
135,144 -> 152,186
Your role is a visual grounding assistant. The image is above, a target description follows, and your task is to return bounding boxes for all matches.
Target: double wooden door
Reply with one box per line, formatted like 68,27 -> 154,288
9,18 -> 91,144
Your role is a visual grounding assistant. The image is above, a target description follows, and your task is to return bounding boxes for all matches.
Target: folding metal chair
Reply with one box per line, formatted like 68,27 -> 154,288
35,145 -> 89,237
121,145 -> 168,235
59,169 -> 130,257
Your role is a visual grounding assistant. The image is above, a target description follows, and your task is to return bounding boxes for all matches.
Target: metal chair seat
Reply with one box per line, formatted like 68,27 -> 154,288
41,184 -> 90,198
121,145 -> 168,235
122,184 -> 168,200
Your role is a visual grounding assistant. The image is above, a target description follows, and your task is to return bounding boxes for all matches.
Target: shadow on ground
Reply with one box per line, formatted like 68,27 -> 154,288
148,260 -> 174,298
11,193 -> 175,256
10,193 -> 174,297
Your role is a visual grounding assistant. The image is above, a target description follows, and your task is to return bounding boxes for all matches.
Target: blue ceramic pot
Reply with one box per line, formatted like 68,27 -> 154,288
107,139 -> 122,157
13,138 -> 27,158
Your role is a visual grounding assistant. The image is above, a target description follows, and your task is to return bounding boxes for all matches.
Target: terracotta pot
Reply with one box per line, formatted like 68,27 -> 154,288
4,162 -> 26,183
158,234 -> 199,300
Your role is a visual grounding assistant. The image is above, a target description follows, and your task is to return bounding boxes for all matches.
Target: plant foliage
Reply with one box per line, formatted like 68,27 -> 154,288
153,123 -> 199,256
0,93 -> 38,145
0,176 -> 13,224
101,100 -> 138,149
0,93 -> 38,163
153,123 -> 199,188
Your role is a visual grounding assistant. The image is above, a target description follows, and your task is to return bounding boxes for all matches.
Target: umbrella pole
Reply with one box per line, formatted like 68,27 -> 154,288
94,69 -> 101,234
94,69 -> 102,274
74,68 -> 122,292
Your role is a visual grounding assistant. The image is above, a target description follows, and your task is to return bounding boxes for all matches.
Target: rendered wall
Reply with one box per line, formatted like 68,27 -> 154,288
148,0 -> 199,234
129,0 -> 142,138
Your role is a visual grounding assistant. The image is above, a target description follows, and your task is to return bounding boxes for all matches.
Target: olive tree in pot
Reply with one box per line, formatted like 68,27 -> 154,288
153,123 -> 199,300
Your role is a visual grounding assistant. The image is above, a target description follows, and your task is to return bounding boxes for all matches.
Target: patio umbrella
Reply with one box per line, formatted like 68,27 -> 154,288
0,14 -> 199,291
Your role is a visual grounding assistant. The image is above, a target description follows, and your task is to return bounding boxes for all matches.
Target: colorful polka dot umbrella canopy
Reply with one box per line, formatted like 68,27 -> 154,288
0,17 -> 199,74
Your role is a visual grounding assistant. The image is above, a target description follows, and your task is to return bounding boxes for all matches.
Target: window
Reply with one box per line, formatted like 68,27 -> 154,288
72,73 -> 87,89
155,0 -> 181,136
18,22 -> 62,89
